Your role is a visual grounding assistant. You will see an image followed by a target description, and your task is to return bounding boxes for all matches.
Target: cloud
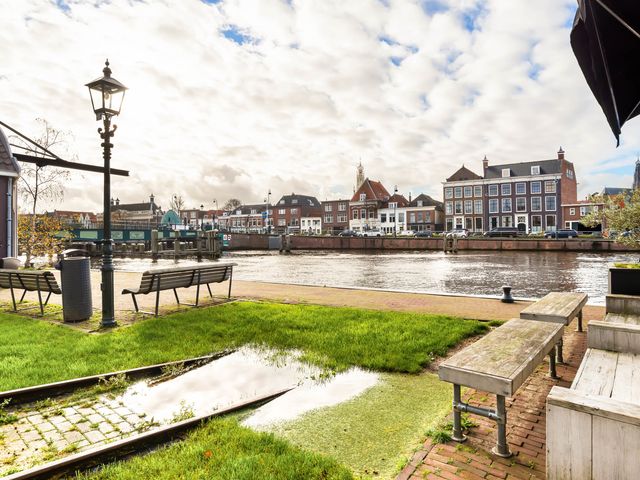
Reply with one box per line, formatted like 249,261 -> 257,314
0,0 -> 638,214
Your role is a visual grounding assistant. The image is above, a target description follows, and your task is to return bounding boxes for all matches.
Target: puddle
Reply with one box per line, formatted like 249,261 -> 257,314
118,347 -> 378,425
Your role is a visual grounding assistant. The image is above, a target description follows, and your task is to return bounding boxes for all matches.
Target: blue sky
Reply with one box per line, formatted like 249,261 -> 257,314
1,0 -> 638,212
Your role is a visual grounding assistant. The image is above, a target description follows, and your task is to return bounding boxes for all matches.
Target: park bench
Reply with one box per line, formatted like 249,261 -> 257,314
0,269 -> 61,315
439,318 -> 564,457
588,294 -> 640,354
520,291 -> 588,363
122,263 -> 237,316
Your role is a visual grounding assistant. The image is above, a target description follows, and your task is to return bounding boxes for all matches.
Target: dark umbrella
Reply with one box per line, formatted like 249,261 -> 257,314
570,0 -> 640,145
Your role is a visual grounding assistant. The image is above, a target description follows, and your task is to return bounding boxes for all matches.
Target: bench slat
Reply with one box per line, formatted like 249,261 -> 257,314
520,292 -> 587,325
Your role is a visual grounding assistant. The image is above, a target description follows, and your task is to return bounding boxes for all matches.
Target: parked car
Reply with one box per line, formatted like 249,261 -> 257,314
398,230 -> 415,237
446,229 -> 469,238
544,229 -> 578,239
338,229 -> 357,237
483,227 -> 520,238
359,229 -> 383,237
415,231 -> 433,238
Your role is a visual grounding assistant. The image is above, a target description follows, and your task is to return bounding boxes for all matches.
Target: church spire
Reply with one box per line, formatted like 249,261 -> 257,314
633,156 -> 640,191
356,161 -> 365,190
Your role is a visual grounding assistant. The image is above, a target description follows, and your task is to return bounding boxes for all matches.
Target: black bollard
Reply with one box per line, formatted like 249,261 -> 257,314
501,285 -> 514,303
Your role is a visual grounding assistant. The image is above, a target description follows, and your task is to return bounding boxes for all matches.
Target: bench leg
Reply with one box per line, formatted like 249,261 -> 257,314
452,384 -> 467,442
206,283 -> 213,298
9,286 -> 16,311
492,395 -> 511,458
556,338 -> 564,364
577,310 -> 583,332
19,290 -> 27,303
131,294 -> 139,312
173,289 -> 180,305
44,292 -> 52,306
195,283 -> 200,307
155,289 -> 160,317
228,270 -> 233,299
549,351 -> 559,379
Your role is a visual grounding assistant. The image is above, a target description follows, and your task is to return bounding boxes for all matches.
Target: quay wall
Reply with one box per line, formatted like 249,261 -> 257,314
225,234 -> 640,252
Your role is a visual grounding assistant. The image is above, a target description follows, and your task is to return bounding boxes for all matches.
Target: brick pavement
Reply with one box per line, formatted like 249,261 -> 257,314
397,318 -> 587,480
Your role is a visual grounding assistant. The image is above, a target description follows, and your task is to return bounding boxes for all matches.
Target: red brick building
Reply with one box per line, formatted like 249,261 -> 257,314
561,200 -> 604,232
272,194 -> 322,234
349,178 -> 391,232
321,199 -> 350,234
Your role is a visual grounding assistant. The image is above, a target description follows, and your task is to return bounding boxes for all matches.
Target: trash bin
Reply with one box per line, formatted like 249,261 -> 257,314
55,249 -> 92,322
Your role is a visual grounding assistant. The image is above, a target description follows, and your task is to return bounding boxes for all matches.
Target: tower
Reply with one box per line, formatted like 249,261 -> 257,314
634,157 -> 640,190
356,162 -> 365,190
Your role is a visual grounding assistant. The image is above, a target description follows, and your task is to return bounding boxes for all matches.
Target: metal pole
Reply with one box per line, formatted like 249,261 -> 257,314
452,384 -> 466,442
99,116 -> 116,327
493,395 -> 511,457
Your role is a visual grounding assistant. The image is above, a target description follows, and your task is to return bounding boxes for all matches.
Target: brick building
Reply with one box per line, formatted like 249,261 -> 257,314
321,199 -> 350,234
349,178 -> 391,232
405,194 -> 444,232
271,194 -> 322,234
561,200 -> 604,232
442,148 -> 578,233
48,210 -> 97,228
217,204 -> 267,233
378,193 -> 409,234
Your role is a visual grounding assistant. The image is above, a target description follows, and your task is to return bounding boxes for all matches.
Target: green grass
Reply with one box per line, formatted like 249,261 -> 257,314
78,417 -> 353,480
614,263 -> 640,269
266,372 -> 452,479
0,301 -> 487,390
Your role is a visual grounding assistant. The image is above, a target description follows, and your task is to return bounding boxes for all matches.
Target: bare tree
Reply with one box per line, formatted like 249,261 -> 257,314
13,119 -> 72,265
223,198 -> 242,211
169,194 -> 185,214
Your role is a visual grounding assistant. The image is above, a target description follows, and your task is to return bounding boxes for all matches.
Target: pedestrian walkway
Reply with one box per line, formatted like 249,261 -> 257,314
397,318 -> 587,480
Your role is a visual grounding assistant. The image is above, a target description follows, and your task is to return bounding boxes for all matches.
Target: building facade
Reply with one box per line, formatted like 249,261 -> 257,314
321,199 -> 350,234
218,204 -> 267,233
561,200 -> 604,232
100,194 -> 163,225
377,194 -> 409,234
0,126 -> 20,258
442,149 -> 578,233
349,178 -> 391,232
405,194 -> 444,232
271,194 -> 322,234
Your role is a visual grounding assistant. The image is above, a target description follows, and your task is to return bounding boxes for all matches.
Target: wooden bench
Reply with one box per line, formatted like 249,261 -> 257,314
0,269 -> 61,315
439,318 -> 564,457
122,263 -> 237,316
588,294 -> 640,355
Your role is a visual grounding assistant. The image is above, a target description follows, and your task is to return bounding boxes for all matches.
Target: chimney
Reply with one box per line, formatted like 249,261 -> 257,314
557,147 -> 565,160
116,198 -> 120,206
110,197 -> 115,206
482,155 -> 489,170
409,192 -> 412,202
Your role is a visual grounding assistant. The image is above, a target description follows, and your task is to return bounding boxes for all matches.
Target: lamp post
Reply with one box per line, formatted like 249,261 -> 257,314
86,60 -> 127,328
212,198 -> 218,230
393,185 -> 398,237
266,189 -> 271,234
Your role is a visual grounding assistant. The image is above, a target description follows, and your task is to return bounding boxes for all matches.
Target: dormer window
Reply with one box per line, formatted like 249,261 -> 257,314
531,166 -> 540,175
292,199 -> 298,204
417,200 -> 423,207
235,210 -> 241,215
501,168 -> 510,178
279,200 -> 285,205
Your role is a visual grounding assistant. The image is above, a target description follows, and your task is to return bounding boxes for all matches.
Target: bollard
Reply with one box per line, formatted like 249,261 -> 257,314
501,285 -> 514,303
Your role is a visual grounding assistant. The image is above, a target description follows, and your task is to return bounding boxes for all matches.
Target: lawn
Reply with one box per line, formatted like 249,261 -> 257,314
0,301 -> 487,391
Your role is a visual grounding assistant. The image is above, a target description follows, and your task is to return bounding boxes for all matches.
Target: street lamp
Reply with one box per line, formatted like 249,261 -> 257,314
266,189 -> 271,234
86,59 -> 127,328
200,204 -> 204,230
393,185 -> 398,237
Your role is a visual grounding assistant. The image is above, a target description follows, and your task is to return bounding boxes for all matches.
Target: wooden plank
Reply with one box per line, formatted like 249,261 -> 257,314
520,292 -> 588,325
593,415 -> 640,479
439,319 -> 562,396
610,353 -> 640,404
606,294 -> 640,315
546,401 -> 592,480
588,321 -> 640,354
548,386 -> 640,428
603,312 -> 640,325
572,348 -> 617,397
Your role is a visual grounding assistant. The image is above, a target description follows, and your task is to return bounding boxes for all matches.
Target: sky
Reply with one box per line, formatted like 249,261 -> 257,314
1,0 -> 639,213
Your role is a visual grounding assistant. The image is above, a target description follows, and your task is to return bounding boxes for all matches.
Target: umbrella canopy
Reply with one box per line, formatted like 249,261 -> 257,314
570,0 -> 640,145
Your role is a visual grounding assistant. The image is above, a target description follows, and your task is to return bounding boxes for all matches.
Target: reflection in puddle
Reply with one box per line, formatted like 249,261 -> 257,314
118,347 -> 378,425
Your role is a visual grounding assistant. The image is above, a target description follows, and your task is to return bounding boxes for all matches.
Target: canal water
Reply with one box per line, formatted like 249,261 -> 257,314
109,250 -> 638,305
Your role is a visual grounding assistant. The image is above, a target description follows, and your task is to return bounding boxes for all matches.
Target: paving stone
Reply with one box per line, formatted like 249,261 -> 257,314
76,421 -> 94,433
115,421 -> 134,433
106,413 -> 123,424
27,414 -> 44,425
66,413 -> 83,423
86,413 -> 104,424
20,430 -> 43,442
29,439 -> 48,451
98,422 -> 114,435
48,415 -> 67,426
64,430 -> 85,444
105,430 -> 120,439
56,421 -> 74,432
43,431 -> 63,442
36,421 -> 56,433
84,430 -> 106,444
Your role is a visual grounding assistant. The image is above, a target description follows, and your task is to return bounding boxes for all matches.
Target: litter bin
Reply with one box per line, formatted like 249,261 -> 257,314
55,249 -> 92,322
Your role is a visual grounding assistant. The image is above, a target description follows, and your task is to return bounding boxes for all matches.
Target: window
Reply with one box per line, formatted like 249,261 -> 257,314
325,204 -> 332,212
502,216 -> 513,227
489,185 -> 498,196
501,184 -> 511,196
399,213 -> 405,223
474,185 -> 483,197
251,209 -> 257,214
338,203 -> 347,211
502,198 -> 512,213
369,211 -> 375,219
474,200 -> 483,214
292,199 -> 298,204
352,210 -> 358,220
464,200 -> 473,214
464,186 -> 472,198
191,212 -> 197,218
475,217 -> 483,231
279,200 -> 285,205
489,198 -> 499,214
324,214 -> 333,223
516,197 -> 526,212
531,215 -> 542,233
490,216 -> 499,229
516,183 -> 526,195
454,201 -> 463,214
546,215 -> 557,231
569,207 -> 575,215
389,214 -> 396,223
278,219 -> 286,226
337,214 -> 347,223
455,218 -> 463,229
389,202 -> 397,209
454,187 -> 462,198
445,202 -> 453,215
359,193 -> 366,201
531,165 -> 540,175
417,200 -> 423,207
445,188 -> 453,199
545,181 -> 556,193
531,197 -> 542,212
446,218 -> 453,231
380,213 -> 387,223
360,209 -> 366,219
290,208 -> 298,215
465,217 -> 473,230
567,169 -> 574,179
580,206 -> 587,216
278,208 -> 286,214
545,196 -> 556,211
502,168 -> 511,178
531,181 -> 542,194
409,213 -> 416,223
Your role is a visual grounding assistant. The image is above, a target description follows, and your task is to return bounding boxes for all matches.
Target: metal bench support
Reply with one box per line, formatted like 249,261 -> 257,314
577,310 -> 583,332
549,351 -> 558,379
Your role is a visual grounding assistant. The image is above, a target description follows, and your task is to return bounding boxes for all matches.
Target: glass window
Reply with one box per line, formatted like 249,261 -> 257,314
488,198 -> 499,214
465,217 -> 473,230
464,186 -> 472,198
501,184 -> 511,196
454,201 -> 463,214
359,193 -> 366,201
369,211 -> 375,219
567,169 -> 574,179
353,210 -> 358,219
338,203 -> 346,211
502,198 -> 512,213
545,181 -> 556,193
380,213 -> 387,222
278,208 -> 285,214
454,187 -> 462,198
360,209 -> 366,219
409,213 -> 416,223
546,215 -> 556,231
580,206 -> 587,216
474,185 -> 483,197
531,197 -> 541,211
444,188 -> 453,199
545,196 -> 556,211
502,216 -> 513,227
446,218 -> 453,231
516,183 -> 526,195
389,202 -> 397,209
569,208 -> 575,216
490,216 -> 499,229
474,200 -> 483,214
502,168 -> 510,178
489,185 -> 498,196
325,204 -> 332,212
516,197 -> 526,212
338,214 -> 347,222
398,213 -> 405,222
531,181 -> 542,194
464,200 -> 473,214
278,219 -> 286,226
445,202 -> 453,215
424,212 -> 431,223
475,217 -> 483,231
531,215 -> 542,232
531,166 -> 540,175
291,208 -> 298,215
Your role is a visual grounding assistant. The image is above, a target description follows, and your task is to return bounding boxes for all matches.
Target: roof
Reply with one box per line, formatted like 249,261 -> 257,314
115,202 -> 160,213
484,159 -> 561,179
0,126 -> 20,177
276,194 -> 321,208
409,193 -> 443,208
382,194 -> 409,208
351,178 -> 391,202
233,204 -> 267,215
602,187 -> 631,196
161,210 -> 181,225
446,166 -> 482,182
